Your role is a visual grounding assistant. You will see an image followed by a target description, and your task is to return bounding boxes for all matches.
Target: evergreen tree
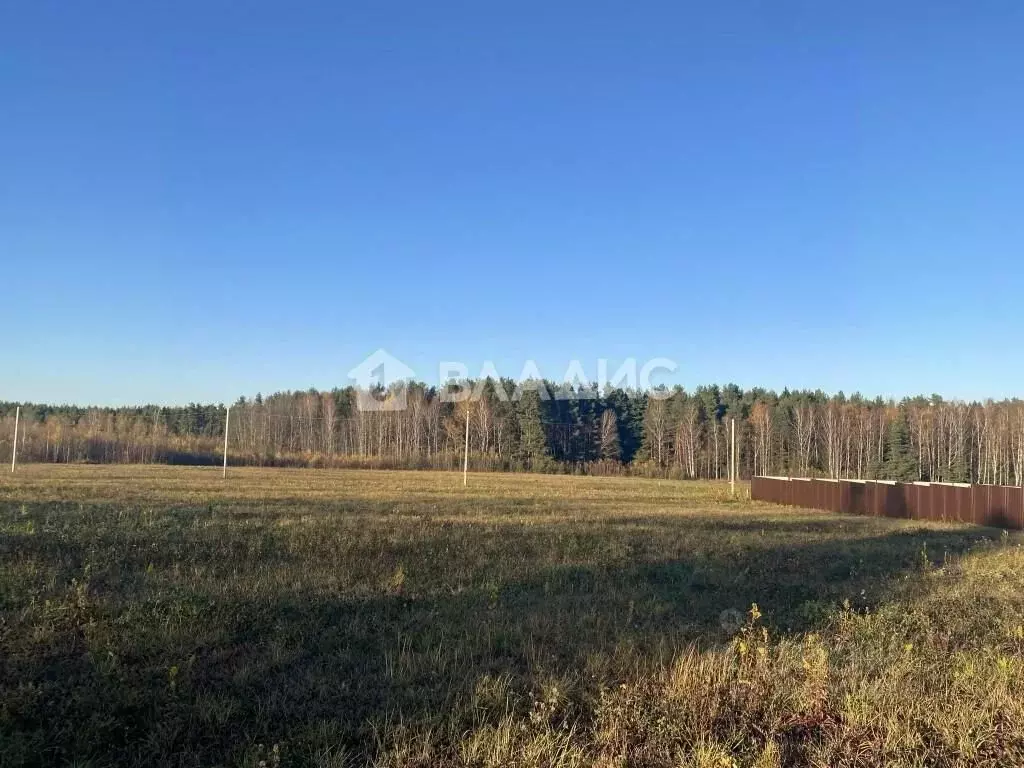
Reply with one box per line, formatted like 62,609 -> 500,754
517,387 -> 552,471
883,411 -> 918,481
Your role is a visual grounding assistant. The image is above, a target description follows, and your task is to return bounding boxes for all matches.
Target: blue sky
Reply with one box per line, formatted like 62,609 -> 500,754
2,1 -> 1023,406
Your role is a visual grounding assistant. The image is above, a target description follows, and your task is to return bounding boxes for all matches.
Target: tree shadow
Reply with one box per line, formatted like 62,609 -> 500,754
0,502 -> 1000,766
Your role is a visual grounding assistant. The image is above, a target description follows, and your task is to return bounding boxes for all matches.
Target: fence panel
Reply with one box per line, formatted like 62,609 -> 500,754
848,481 -> 867,516
906,484 -> 921,520
938,484 -> 952,522
812,479 -> 824,511
1012,488 -> 1024,530
751,476 -> 1022,530
971,485 -> 988,527
953,484 -> 971,523
794,478 -> 811,507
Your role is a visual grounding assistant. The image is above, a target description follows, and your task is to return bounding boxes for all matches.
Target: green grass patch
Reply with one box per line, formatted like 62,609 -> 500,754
2,466 -> 1023,766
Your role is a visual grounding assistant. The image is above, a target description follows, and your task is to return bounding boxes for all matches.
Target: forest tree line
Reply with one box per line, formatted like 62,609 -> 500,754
3,382 -> 1024,484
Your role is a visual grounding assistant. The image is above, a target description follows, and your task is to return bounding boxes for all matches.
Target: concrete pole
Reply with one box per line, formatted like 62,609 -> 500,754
463,408 -> 470,486
222,406 -> 230,479
11,406 -> 20,473
730,417 -> 736,497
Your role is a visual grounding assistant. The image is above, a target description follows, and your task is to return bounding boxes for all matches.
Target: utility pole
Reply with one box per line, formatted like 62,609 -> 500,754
463,408 -> 470,486
11,406 -> 19,473
222,406 -> 230,479
730,417 -> 736,497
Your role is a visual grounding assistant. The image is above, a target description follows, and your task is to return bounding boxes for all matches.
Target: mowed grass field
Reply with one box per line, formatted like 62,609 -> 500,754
2,467 -> 1024,767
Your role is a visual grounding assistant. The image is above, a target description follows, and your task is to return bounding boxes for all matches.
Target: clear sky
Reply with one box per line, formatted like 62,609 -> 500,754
2,1 -> 1022,406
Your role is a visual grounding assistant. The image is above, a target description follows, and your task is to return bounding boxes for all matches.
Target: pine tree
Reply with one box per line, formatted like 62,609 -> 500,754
883,411 -> 918,481
517,388 -> 552,471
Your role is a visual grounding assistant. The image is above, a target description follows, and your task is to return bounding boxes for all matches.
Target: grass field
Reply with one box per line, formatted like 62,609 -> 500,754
2,466 -> 1024,767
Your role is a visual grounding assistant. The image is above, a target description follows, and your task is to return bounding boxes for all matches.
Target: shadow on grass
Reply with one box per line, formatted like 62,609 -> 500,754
0,499 -> 1001,766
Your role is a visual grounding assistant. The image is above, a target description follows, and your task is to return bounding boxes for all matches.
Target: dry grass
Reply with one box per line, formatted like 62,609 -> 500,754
2,465 -> 1023,767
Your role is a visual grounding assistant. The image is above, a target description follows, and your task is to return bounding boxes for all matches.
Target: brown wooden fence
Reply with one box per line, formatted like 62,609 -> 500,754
751,476 -> 1024,530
